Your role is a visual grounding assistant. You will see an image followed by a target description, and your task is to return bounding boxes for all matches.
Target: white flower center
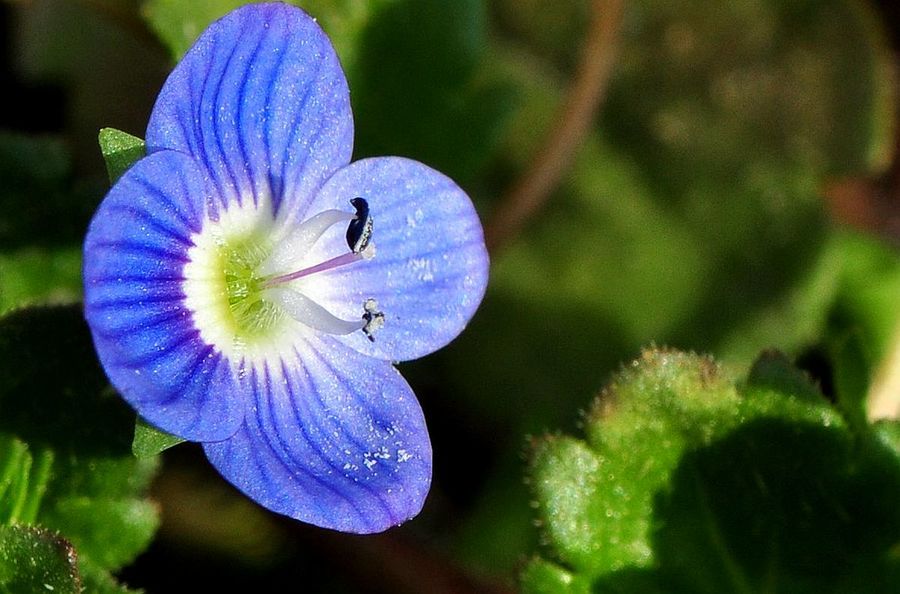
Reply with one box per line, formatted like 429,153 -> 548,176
182,197 -> 381,362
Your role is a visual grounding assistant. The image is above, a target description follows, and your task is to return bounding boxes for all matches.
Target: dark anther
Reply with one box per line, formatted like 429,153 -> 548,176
362,298 -> 384,342
346,197 -> 373,253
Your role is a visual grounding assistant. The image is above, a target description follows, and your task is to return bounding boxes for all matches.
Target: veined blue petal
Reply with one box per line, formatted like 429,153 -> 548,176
203,335 -> 432,533
301,157 -> 489,362
146,3 -> 353,219
83,150 -> 246,442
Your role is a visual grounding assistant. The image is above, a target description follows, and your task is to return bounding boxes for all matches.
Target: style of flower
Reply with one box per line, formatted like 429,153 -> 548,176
82,3 -> 488,533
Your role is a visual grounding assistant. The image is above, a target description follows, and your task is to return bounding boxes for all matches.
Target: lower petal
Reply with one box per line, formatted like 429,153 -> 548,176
83,150 -> 246,442
203,335 -> 431,533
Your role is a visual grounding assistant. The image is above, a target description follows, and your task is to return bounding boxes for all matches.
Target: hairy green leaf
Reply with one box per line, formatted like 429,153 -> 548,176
0,525 -> 80,594
523,348 -> 900,592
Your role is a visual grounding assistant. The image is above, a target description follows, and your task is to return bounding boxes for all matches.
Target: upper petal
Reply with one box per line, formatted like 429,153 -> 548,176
301,157 -> 489,362
203,335 -> 431,533
83,150 -> 245,442
146,3 -> 353,221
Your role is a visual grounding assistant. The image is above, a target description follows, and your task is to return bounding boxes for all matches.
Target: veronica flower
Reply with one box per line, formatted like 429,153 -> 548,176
82,3 -> 488,533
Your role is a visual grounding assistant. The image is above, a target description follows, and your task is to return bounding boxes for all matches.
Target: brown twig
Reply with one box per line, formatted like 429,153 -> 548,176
484,0 -> 626,254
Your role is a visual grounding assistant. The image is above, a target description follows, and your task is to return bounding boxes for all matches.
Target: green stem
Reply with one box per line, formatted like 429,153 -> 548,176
7,450 -> 33,524
19,448 -> 54,525
0,439 -> 28,524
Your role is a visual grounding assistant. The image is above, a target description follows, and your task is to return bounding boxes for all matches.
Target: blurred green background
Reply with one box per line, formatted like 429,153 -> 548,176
2,0 -> 900,592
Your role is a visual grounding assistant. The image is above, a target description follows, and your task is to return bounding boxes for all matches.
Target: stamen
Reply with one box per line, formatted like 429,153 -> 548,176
362,298 -> 385,342
266,287 -> 365,335
346,198 -> 373,254
249,199 -> 382,340
260,209 -> 354,277
260,198 -> 376,288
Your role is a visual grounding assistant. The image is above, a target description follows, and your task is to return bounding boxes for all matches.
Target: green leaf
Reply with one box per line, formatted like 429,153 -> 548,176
524,348 -> 899,591
0,306 -> 160,587
572,350 -> 753,575
873,420 -> 900,457
743,349 -> 824,405
0,247 -> 82,315
0,524 -> 80,594
98,128 -> 146,185
529,436 -> 603,570
0,436 -> 33,525
655,419 -> 900,593
817,231 -> 900,420
132,416 -> 185,459
40,497 -> 158,572
0,435 -> 53,526
830,231 -> 900,358
829,331 -> 872,431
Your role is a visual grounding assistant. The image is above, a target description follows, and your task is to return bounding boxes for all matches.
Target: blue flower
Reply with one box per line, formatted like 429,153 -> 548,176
82,3 -> 488,533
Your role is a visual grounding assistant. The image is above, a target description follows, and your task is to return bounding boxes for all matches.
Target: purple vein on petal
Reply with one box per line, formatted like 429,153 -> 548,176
89,273 -> 184,284
298,345 -> 414,524
90,240 -> 188,262
125,327 -> 201,367
93,306 -> 186,340
263,363 -> 370,521
232,22 -> 270,206
208,19 -> 250,206
279,353 -> 395,525
131,175 -> 201,233
159,346 -> 220,410
186,35 -> 222,199
261,32 -> 290,204
251,364 -> 366,525
107,205 -> 194,246
288,346 -> 370,455
172,156 -> 206,229
88,279 -> 184,305
275,56 -> 325,218
174,51 -> 201,157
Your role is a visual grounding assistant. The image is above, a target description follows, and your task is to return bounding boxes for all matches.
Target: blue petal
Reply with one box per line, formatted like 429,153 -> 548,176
146,3 -> 353,219
203,335 -> 432,533
83,150 -> 245,442
303,157 -> 489,362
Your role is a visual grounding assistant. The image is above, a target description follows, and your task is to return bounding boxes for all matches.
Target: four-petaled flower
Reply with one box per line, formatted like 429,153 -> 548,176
82,3 -> 488,533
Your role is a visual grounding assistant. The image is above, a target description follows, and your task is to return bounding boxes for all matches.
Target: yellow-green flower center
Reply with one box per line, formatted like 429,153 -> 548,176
221,235 -> 284,340
182,205 -> 294,360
